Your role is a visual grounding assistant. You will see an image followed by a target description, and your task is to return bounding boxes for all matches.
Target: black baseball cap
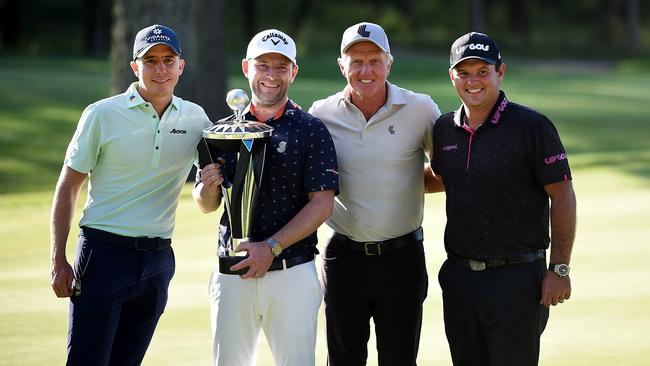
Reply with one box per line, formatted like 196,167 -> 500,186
133,24 -> 181,60
449,32 -> 501,69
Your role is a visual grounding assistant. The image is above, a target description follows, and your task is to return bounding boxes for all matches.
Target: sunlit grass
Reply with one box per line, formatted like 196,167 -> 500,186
1,55 -> 650,365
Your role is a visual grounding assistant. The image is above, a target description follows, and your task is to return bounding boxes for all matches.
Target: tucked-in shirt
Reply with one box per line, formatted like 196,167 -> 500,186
432,91 -> 572,259
66,82 -> 211,238
309,82 -> 440,242
202,100 -> 339,258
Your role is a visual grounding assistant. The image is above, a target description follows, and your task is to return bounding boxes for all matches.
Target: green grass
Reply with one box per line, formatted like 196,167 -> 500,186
1,55 -> 650,364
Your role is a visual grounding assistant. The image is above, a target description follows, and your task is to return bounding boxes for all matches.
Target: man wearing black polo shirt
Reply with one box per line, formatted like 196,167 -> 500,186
193,29 -> 338,365
432,32 -> 577,366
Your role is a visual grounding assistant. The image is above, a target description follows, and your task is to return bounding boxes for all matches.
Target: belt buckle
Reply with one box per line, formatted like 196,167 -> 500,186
469,259 -> 486,271
364,242 -> 381,256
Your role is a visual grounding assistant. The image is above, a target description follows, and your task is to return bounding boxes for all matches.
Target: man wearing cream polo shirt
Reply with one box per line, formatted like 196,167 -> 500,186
309,22 -> 442,366
49,24 -> 211,365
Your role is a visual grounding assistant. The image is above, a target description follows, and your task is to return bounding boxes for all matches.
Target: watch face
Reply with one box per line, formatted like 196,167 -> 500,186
555,264 -> 570,277
271,244 -> 282,256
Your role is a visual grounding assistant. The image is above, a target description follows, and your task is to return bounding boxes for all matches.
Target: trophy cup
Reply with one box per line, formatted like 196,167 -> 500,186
198,89 -> 273,275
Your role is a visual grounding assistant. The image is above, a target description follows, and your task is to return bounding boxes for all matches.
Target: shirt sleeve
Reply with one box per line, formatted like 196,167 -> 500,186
302,118 -> 339,193
533,116 -> 572,186
64,105 -> 102,174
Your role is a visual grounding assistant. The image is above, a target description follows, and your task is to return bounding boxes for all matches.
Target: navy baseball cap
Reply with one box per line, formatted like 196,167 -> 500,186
449,32 -> 501,69
133,24 -> 181,60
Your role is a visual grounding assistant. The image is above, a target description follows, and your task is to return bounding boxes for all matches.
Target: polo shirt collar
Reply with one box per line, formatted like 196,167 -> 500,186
245,99 -> 298,122
124,82 -> 180,111
453,90 -> 509,128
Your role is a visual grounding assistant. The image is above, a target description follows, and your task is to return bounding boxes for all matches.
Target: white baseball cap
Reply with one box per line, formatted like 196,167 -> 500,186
246,29 -> 297,64
340,22 -> 390,55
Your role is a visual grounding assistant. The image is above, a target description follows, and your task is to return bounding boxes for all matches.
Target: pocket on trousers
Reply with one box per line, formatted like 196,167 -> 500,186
322,241 -> 340,262
538,304 -> 550,335
73,236 -> 95,281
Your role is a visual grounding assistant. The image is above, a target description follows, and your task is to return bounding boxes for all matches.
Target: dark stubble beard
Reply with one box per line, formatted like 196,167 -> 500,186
251,82 -> 289,108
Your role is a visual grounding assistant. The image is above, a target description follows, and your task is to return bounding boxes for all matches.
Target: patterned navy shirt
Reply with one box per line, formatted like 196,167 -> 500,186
432,91 -> 572,259
200,100 -> 339,258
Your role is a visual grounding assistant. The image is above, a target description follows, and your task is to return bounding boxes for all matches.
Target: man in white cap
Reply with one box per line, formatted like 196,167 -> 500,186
193,29 -> 338,366
49,24 -> 211,365
309,22 -> 442,365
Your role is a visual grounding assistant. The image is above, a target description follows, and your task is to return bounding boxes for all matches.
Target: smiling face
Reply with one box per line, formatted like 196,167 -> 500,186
130,44 -> 184,103
338,42 -> 392,106
449,58 -> 505,113
242,52 -> 298,108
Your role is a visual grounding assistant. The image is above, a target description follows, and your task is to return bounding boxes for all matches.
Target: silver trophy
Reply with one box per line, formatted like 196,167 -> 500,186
198,89 -> 273,275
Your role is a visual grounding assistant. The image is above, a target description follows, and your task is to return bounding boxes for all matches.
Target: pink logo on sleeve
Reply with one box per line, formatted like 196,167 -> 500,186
544,153 -> 567,165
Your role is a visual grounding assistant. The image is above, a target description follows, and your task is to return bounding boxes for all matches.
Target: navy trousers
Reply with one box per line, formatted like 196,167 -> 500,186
438,258 -> 549,366
67,231 -> 175,366
323,234 -> 428,366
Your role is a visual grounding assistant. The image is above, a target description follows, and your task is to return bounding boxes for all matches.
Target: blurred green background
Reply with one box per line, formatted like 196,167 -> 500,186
1,0 -> 650,365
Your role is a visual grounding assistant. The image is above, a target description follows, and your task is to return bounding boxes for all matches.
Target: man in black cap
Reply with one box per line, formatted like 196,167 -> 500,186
50,24 -> 211,365
432,32 -> 577,365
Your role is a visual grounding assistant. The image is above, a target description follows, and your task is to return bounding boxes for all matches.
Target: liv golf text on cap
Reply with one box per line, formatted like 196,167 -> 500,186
133,24 -> 181,60
340,22 -> 391,54
449,32 -> 501,69
246,29 -> 297,64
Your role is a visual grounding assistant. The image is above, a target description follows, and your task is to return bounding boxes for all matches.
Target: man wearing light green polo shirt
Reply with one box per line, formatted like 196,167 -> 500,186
49,24 -> 211,365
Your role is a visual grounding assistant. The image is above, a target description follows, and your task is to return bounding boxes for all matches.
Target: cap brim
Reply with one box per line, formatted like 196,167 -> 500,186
450,56 -> 497,69
247,50 -> 296,64
134,43 -> 180,60
342,38 -> 389,54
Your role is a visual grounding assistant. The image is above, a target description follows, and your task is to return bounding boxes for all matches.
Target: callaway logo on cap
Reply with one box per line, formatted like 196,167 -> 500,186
449,32 -> 501,69
133,24 -> 181,60
246,29 -> 297,64
340,22 -> 390,54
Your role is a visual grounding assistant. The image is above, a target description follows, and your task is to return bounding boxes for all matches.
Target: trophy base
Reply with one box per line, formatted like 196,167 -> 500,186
218,255 -> 249,275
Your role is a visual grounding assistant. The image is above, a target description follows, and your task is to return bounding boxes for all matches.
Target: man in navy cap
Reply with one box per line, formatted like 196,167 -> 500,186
432,32 -> 576,365
49,24 -> 211,365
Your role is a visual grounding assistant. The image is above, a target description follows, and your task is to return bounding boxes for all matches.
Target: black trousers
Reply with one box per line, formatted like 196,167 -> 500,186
323,234 -> 428,366
438,258 -> 549,366
67,232 -> 175,366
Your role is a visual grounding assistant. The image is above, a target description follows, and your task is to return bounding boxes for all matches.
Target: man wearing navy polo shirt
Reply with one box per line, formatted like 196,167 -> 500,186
193,29 -> 338,366
432,32 -> 577,365
50,24 -> 211,365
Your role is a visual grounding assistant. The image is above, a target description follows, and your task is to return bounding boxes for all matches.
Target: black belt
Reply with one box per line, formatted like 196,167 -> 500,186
81,226 -> 171,251
335,227 -> 423,256
268,253 -> 315,271
448,249 -> 546,271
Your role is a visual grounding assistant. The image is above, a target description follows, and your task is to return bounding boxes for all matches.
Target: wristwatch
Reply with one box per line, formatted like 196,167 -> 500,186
549,263 -> 570,278
266,237 -> 283,257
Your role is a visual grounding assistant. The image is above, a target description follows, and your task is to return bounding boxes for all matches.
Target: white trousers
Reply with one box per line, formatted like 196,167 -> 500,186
209,260 -> 323,366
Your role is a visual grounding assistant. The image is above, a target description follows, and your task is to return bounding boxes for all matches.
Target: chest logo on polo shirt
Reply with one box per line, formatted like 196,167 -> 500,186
388,125 -> 395,135
442,144 -> 458,151
277,141 -> 287,153
170,128 -> 187,135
